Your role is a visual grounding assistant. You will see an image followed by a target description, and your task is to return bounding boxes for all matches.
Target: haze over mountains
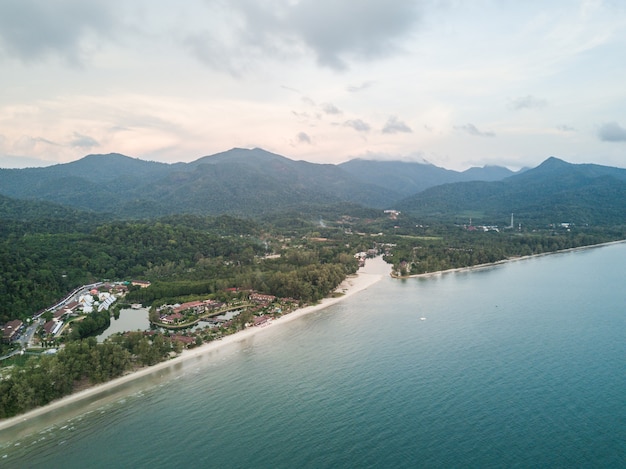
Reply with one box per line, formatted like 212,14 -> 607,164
0,148 -> 625,225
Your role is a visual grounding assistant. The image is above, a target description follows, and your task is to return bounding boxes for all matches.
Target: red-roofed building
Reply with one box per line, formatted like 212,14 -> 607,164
253,315 -> 272,327
249,293 -> 276,304
173,301 -> 205,314
161,312 -> 183,324
43,320 -> 56,335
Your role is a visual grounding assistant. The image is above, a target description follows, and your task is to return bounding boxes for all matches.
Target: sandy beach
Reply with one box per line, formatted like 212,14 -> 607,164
0,256 -> 391,433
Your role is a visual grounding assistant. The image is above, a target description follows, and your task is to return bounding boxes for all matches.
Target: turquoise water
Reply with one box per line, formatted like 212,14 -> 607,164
2,244 -> 625,468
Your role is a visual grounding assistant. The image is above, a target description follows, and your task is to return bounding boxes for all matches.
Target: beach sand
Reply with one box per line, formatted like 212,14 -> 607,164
0,256 -> 391,433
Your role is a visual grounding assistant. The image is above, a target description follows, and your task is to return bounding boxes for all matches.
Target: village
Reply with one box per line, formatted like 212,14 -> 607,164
1,278 -> 302,359
1,281 -> 129,357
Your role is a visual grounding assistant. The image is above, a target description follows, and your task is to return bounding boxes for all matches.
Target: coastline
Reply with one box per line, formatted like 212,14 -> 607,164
0,256 -> 390,433
3,240 -> 623,433
397,239 -> 626,279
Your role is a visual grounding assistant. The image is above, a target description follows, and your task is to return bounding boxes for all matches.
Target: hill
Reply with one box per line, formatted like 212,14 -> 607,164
0,149 -> 399,217
396,157 -> 626,225
338,159 -> 517,198
1,150 -> 624,225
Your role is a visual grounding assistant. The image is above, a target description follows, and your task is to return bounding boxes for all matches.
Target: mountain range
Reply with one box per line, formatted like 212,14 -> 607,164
396,157 -> 626,225
0,148 -> 624,225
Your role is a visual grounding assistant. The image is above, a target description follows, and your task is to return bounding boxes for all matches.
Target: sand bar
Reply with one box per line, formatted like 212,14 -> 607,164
0,256 -> 391,433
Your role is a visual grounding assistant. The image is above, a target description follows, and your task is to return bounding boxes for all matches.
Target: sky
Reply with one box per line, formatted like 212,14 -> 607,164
1,0 -> 626,171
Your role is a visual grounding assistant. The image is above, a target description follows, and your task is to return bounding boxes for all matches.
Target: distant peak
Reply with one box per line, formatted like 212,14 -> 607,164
81,153 -> 133,161
539,156 -> 569,167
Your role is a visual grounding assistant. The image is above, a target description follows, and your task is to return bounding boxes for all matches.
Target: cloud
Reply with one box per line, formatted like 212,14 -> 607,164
321,103 -> 342,115
292,111 -> 311,123
186,0 -> 419,72
598,122 -> 626,142
0,0 -> 114,64
382,116 -> 412,134
347,81 -> 376,92
13,135 -> 60,154
290,0 -> 419,69
556,125 -> 576,132
70,132 -> 99,148
456,123 -> 495,138
0,153 -> 53,169
344,119 -> 371,132
296,132 -> 312,144
280,85 -> 301,94
508,95 -> 548,110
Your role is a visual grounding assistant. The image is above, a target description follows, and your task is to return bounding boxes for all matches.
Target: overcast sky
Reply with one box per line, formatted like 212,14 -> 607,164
1,0 -> 625,170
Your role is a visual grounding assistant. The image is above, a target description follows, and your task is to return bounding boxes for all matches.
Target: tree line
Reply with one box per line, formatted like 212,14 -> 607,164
0,333 -> 182,418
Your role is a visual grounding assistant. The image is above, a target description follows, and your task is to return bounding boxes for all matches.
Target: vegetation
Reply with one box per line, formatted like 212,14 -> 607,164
384,223 -> 626,276
0,334 -> 183,418
1,151 -> 626,419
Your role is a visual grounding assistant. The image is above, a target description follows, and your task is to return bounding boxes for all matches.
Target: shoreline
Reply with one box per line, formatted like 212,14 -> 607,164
0,256 -> 391,433
395,239 -> 626,279
3,240 -> 623,433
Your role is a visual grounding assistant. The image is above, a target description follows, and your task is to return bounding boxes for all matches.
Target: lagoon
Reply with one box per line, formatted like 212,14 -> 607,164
2,243 -> 625,468
96,307 -> 151,342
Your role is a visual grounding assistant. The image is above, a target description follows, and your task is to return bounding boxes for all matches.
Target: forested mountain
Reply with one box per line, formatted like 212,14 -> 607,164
1,150 -> 625,226
0,148 -> 517,218
0,194 -> 108,237
338,159 -> 518,198
136,148 -> 399,215
0,149 -> 399,217
396,157 -> 626,225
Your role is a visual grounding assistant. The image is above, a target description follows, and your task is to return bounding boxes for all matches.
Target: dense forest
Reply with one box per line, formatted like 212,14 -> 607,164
0,215 -> 264,323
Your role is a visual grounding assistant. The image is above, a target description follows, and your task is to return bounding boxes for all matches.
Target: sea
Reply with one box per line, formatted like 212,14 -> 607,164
1,243 -> 625,468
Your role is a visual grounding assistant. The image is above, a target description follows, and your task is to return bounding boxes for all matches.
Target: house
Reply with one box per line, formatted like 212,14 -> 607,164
161,312 -> 184,324
44,320 -> 63,336
2,319 -> 23,343
253,315 -> 272,327
43,320 -> 56,335
173,301 -> 205,314
249,293 -> 276,304
53,300 -> 79,320
53,309 -> 66,320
